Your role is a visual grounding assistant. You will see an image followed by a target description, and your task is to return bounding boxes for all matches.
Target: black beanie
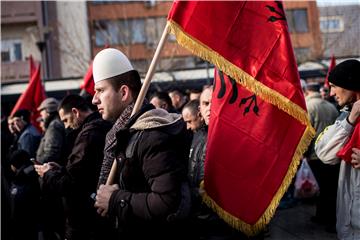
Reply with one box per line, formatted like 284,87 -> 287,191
328,59 -> 360,91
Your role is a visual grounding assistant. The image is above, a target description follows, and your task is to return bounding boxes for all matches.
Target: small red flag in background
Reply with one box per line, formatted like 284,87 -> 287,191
324,55 -> 336,88
29,55 -> 37,77
11,57 -> 46,131
168,1 -> 315,236
80,61 -> 95,96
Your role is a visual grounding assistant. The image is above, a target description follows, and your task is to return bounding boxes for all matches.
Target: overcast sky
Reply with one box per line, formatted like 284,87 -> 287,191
316,0 -> 360,6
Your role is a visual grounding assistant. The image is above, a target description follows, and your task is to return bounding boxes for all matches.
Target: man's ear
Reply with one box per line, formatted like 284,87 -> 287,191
71,108 -> 80,118
120,85 -> 131,101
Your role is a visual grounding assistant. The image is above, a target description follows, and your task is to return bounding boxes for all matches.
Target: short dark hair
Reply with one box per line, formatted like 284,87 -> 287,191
169,88 -> 185,97
150,91 -> 172,107
107,70 -> 141,99
58,94 -> 90,113
12,109 -> 30,123
183,99 -> 200,116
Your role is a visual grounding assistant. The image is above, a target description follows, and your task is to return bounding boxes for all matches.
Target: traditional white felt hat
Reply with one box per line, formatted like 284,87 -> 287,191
93,48 -> 134,84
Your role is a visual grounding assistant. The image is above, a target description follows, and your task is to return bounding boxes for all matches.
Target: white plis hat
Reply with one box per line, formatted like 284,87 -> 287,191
93,48 -> 134,84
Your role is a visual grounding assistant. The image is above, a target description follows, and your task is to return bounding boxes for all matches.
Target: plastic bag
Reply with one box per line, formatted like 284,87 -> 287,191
294,159 -> 319,199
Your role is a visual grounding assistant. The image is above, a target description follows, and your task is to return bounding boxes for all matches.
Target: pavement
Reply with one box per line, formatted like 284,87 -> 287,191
266,200 -> 338,240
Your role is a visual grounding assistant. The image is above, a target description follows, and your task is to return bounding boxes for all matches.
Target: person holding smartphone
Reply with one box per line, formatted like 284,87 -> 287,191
35,94 -> 112,240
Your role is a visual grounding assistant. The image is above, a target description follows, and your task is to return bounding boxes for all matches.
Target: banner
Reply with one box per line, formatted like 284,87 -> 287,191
11,58 -> 46,131
168,1 -> 315,235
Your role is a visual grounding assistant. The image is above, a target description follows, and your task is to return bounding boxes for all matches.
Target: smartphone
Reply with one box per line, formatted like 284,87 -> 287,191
30,158 -> 41,165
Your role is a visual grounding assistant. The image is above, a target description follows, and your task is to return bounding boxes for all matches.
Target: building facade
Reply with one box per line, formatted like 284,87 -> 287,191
88,1 -> 323,72
1,1 -> 90,83
284,1 -> 323,63
319,4 -> 360,58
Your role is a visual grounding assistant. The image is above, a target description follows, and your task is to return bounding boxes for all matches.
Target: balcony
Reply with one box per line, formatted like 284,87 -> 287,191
1,2 -> 40,24
1,61 -> 30,84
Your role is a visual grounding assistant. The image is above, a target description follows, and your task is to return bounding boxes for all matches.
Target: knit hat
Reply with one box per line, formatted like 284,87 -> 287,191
93,48 -> 134,84
328,59 -> 360,91
37,98 -> 59,113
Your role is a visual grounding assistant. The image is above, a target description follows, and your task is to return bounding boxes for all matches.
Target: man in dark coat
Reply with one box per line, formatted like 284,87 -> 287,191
92,48 -> 191,239
11,109 -> 41,158
35,94 -> 112,240
8,150 -> 40,240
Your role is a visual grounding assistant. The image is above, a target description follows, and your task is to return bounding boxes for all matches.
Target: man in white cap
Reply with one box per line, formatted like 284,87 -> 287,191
92,48 -> 191,239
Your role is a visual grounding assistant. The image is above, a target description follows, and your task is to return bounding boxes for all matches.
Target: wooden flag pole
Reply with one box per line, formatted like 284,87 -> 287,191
105,23 -> 170,186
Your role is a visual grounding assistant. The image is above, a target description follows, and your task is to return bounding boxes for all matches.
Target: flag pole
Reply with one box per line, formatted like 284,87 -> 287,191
105,22 -> 170,186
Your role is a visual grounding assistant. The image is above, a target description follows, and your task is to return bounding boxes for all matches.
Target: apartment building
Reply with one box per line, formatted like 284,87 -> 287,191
319,4 -> 360,58
284,1 -> 323,63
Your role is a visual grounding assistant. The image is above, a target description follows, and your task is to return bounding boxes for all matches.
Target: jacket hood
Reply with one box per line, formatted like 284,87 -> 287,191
130,108 -> 182,131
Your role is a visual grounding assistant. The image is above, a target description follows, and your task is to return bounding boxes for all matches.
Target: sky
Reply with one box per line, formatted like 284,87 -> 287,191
316,0 -> 360,6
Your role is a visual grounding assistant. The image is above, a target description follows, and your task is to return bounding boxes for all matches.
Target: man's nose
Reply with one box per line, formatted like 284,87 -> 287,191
92,94 -> 99,105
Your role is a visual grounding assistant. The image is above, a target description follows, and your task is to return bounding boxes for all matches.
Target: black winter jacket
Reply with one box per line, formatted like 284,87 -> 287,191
43,112 -> 111,240
108,104 -> 191,239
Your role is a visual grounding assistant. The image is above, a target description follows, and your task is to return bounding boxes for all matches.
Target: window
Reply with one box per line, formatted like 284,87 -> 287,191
93,19 -> 145,46
145,17 -> 168,48
320,16 -> 344,33
94,20 -> 109,46
1,39 -> 22,62
285,9 -> 309,33
131,19 -> 146,44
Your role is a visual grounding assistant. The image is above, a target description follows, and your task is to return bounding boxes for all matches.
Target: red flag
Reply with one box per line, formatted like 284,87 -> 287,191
80,61 -> 95,96
324,55 -> 336,88
11,60 -> 46,131
29,55 -> 36,77
337,119 -> 360,164
168,1 -> 315,235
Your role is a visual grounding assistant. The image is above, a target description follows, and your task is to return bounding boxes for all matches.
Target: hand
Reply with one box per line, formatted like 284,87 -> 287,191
34,163 -> 52,177
348,100 -> 360,124
351,148 -> 360,169
94,184 -> 119,217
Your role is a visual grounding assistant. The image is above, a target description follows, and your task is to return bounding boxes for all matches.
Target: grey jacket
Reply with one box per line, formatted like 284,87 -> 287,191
305,93 -> 339,160
36,117 -> 66,164
315,111 -> 360,240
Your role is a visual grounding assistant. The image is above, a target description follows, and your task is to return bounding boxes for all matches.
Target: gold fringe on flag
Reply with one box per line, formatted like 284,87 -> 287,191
201,125 -> 314,236
168,20 -> 315,236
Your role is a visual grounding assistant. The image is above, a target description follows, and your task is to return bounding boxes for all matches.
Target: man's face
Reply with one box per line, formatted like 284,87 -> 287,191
39,109 -> 49,123
182,108 -> 202,132
92,80 -> 124,122
12,117 -> 26,132
8,118 -> 16,134
169,92 -> 180,108
199,88 -> 213,126
59,108 -> 80,129
150,97 -> 168,110
329,83 -> 356,107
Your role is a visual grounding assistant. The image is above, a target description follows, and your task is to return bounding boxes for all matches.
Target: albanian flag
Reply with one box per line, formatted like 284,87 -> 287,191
168,1 -> 315,236
11,57 -> 46,132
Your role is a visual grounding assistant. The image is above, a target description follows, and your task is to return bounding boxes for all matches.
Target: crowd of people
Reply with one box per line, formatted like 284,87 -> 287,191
1,48 -> 360,240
